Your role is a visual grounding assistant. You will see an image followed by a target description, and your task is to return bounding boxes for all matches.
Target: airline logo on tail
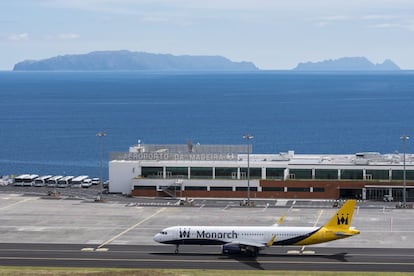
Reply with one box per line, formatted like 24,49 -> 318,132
337,213 -> 349,225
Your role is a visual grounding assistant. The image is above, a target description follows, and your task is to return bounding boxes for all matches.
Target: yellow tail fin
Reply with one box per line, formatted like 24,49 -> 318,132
324,200 -> 356,230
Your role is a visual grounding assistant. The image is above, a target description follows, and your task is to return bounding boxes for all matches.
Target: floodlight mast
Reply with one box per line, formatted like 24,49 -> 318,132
243,134 -> 254,206
400,134 -> 409,207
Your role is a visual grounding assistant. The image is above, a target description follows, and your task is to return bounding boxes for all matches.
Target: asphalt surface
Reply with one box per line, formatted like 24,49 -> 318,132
1,186 -> 414,272
0,243 -> 413,272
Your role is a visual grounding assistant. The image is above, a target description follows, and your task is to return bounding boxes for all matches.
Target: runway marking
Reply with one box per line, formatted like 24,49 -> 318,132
299,209 -> 323,254
1,256 -> 414,267
314,209 -> 324,226
0,198 -> 34,211
96,207 -> 166,249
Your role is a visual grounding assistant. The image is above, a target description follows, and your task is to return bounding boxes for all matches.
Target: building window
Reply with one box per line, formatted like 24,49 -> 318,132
166,167 -> 188,179
240,167 -> 262,179
366,170 -> 389,180
315,169 -> 337,180
313,187 -> 325,192
266,168 -> 285,180
341,169 -> 363,180
184,186 -> 207,191
141,167 -> 163,178
261,187 -> 284,192
190,167 -> 213,179
210,186 -> 233,191
215,167 -> 238,179
392,170 -> 414,181
287,187 -> 310,192
133,185 -> 156,190
235,187 -> 258,191
289,169 -> 312,180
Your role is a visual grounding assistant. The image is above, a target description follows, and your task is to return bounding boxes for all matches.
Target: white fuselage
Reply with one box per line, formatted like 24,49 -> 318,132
153,225 -> 320,246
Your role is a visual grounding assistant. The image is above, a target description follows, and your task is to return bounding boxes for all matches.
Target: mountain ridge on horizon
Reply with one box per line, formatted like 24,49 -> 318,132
13,50 -> 258,71
294,57 -> 400,71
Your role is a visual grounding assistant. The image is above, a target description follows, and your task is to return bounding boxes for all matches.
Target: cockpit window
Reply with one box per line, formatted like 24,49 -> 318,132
160,231 -> 167,235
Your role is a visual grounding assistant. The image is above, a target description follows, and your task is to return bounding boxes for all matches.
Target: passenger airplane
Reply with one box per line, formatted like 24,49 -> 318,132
153,200 -> 359,256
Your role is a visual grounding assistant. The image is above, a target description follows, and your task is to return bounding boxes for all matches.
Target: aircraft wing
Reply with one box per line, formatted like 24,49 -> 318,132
227,234 -> 276,249
226,241 -> 267,249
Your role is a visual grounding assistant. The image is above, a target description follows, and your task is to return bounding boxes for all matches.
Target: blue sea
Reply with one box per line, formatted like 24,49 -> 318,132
1,71 -> 414,179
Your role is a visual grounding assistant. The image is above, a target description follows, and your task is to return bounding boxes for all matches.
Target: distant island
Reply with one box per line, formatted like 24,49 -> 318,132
294,57 -> 400,71
13,50 -> 258,71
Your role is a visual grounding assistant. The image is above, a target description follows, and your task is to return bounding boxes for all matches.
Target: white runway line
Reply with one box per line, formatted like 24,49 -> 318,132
300,209 -> 323,254
97,207 -> 166,249
0,198 -> 34,211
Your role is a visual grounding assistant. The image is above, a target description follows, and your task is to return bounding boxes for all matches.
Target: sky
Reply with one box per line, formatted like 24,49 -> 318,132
1,0 -> 414,70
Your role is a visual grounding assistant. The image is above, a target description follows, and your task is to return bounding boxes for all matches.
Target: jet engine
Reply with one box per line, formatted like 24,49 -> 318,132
221,244 -> 242,255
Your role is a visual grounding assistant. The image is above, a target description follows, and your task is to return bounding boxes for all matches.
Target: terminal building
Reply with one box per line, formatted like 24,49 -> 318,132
109,142 -> 414,201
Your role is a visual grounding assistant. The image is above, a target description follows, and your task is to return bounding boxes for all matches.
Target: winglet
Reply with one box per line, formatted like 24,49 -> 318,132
266,234 -> 277,246
324,200 -> 356,230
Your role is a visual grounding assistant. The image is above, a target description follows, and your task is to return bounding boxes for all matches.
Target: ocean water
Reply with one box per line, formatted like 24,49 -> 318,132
1,71 -> 414,178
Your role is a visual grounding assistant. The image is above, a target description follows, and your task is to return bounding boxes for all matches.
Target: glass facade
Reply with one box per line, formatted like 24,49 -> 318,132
133,185 -> 156,190
184,186 -> 207,191
315,169 -> 337,180
287,187 -> 310,192
341,169 -> 363,180
391,170 -> 414,180
141,167 -> 163,178
215,167 -> 238,179
190,167 -> 213,179
262,187 -> 284,192
235,187 -> 258,191
141,165 -> 413,183
266,168 -> 285,179
210,186 -> 233,191
166,167 -> 188,178
240,167 -> 261,179
366,169 -> 389,180
289,169 -> 312,179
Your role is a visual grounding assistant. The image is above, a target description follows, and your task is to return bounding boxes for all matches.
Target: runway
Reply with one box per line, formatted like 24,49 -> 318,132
0,243 -> 413,272
1,192 -> 414,272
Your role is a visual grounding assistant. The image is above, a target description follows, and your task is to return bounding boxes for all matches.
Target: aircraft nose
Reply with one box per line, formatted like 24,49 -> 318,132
153,233 -> 162,242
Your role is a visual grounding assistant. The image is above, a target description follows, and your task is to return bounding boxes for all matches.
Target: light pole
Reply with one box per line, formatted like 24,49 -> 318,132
97,131 -> 106,199
243,134 -> 254,206
400,134 -> 409,206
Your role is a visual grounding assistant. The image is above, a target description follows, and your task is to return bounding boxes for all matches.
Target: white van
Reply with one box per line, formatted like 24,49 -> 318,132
81,178 -> 93,188
33,175 -> 53,187
71,175 -> 88,188
47,175 -> 63,187
14,174 -> 38,186
57,176 -> 74,188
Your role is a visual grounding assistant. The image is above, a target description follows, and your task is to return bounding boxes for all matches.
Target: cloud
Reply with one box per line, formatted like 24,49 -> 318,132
57,33 -> 80,40
314,13 -> 414,32
8,33 -> 29,41
315,15 -> 353,27
370,21 -> 414,31
141,16 -> 169,23
361,14 -> 398,20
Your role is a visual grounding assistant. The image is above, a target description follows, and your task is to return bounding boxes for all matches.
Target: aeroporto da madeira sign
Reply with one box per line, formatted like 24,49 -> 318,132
127,152 -> 237,161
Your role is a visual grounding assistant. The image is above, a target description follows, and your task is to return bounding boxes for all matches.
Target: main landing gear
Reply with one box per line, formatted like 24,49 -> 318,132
175,244 -> 179,254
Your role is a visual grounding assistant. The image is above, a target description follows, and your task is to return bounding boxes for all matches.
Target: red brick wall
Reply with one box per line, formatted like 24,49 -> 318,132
131,180 -> 413,199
